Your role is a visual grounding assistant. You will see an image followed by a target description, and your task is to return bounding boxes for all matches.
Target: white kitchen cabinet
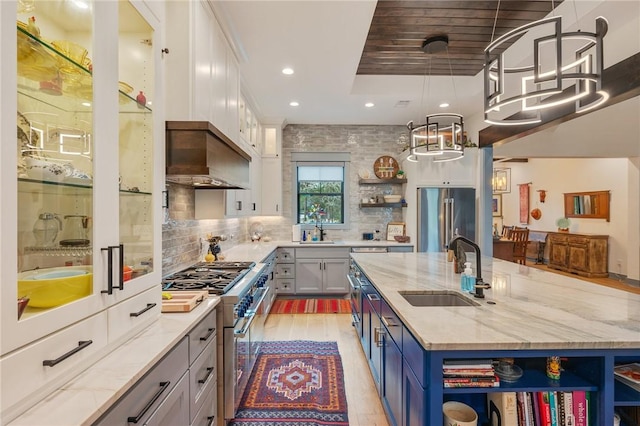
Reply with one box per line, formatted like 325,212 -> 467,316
260,124 -> 283,215
1,1 -> 163,420
225,146 -> 261,217
295,248 -> 350,294
413,148 -> 478,187
166,0 -> 239,144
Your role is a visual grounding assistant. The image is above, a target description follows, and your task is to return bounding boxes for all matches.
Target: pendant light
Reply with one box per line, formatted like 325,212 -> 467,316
483,0 -> 609,126
407,36 -> 464,162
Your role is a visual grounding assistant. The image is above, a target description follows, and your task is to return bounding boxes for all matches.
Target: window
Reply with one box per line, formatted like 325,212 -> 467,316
292,153 -> 350,229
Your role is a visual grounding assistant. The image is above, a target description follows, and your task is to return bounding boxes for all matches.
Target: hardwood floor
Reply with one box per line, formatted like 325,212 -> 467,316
263,313 -> 390,426
525,261 -> 640,295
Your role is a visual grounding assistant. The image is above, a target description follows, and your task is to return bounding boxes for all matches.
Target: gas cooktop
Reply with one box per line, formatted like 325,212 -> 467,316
162,261 -> 256,295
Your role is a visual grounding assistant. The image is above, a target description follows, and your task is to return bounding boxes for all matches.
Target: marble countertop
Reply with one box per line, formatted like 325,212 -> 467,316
9,297 -> 221,426
351,252 -> 640,351
222,240 -> 413,263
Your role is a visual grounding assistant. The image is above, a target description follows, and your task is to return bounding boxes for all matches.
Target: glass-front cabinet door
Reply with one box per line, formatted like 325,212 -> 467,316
2,0 -> 161,356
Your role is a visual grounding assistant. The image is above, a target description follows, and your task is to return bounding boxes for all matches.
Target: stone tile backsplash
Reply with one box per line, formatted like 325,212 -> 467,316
162,124 -> 410,275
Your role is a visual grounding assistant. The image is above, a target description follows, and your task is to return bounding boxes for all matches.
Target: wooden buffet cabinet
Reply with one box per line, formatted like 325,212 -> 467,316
547,232 -> 609,278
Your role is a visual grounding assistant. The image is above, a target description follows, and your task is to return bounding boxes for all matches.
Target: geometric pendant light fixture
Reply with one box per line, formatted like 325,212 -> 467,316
407,36 -> 465,162
484,13 -> 609,126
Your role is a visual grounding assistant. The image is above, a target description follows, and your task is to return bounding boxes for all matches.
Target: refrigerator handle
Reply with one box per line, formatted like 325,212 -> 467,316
450,198 -> 456,241
444,198 -> 450,249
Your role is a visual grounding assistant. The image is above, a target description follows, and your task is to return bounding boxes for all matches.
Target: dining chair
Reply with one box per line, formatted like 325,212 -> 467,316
511,228 -> 530,265
501,225 -> 514,239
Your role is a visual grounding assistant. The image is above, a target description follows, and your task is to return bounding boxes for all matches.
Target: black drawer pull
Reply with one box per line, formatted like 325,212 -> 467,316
43,340 -> 93,367
199,327 -> 215,342
206,416 -> 215,426
198,367 -> 214,384
127,381 -> 170,424
130,303 -> 157,317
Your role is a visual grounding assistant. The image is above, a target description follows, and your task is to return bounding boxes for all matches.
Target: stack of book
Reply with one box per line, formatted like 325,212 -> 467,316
443,359 -> 499,388
614,363 -> 640,392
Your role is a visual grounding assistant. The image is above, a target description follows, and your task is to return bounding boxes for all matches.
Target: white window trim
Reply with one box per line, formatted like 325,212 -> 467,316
291,152 -> 351,230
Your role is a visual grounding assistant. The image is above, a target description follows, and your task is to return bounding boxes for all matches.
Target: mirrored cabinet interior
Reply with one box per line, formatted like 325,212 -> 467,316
3,1 -> 163,419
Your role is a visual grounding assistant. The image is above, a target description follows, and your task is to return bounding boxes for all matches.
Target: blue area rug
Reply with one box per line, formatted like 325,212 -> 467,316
229,340 -> 349,426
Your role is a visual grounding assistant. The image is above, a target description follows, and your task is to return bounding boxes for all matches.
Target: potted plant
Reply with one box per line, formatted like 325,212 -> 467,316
396,169 -> 405,179
556,217 -> 571,232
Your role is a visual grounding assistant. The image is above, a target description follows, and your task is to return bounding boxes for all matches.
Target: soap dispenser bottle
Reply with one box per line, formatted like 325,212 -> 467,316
462,262 -> 473,292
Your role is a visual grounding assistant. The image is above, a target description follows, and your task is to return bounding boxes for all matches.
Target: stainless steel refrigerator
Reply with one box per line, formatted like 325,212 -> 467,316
417,187 -> 476,252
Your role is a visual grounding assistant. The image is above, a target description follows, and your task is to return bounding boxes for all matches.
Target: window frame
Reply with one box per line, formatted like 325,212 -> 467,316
291,152 -> 351,230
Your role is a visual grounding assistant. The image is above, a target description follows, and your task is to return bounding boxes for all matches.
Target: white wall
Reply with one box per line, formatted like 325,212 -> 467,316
498,158 -> 635,279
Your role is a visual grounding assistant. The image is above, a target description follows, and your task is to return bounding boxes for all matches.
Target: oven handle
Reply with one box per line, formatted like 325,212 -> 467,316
234,312 -> 256,338
347,274 -> 360,291
246,286 -> 270,315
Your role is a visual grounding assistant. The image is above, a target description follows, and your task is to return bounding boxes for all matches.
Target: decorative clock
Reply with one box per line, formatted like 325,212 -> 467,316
373,156 -> 399,179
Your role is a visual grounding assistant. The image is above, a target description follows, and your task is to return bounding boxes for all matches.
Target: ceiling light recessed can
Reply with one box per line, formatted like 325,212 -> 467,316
282,67 -> 294,75
365,102 -> 375,108
439,103 -> 450,108
289,101 -> 299,107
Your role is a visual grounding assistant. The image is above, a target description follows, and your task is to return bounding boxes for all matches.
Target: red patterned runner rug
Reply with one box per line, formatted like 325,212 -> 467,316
270,299 -> 351,314
230,340 -> 349,426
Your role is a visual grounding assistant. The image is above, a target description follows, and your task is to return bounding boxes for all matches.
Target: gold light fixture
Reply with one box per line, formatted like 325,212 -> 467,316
407,36 -> 464,162
484,2 -> 608,126
492,168 -> 510,193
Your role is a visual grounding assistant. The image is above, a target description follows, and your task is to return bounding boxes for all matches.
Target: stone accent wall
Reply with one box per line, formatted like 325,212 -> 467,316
162,124 -> 412,275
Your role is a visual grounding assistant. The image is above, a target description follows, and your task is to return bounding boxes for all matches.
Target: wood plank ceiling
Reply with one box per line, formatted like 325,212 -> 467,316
357,0 -> 564,76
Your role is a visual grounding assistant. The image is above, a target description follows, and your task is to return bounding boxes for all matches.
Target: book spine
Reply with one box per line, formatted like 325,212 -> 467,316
564,392 -> 574,426
549,391 -> 558,426
573,391 -> 587,426
444,376 -> 498,383
444,380 -> 499,388
538,392 -> 552,426
516,392 -> 527,426
557,392 -> 566,426
532,391 -> 541,426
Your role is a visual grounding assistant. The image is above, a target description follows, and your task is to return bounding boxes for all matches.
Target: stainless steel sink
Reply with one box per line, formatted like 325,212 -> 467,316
398,291 -> 480,307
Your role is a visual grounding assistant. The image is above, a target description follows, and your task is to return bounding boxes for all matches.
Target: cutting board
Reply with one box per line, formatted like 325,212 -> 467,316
161,290 -> 209,313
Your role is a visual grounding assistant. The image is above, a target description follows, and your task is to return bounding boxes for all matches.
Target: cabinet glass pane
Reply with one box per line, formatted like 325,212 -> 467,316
118,1 -> 154,279
17,0 -> 95,318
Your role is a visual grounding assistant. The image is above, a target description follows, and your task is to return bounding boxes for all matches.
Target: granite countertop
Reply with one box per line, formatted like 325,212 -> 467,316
9,297 -> 221,426
351,252 -> 640,351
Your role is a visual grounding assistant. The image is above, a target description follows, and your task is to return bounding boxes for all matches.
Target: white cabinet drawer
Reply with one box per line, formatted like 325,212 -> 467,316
0,312 -> 108,418
189,338 -> 216,423
188,308 -> 217,365
276,279 -> 295,294
107,287 -> 161,344
145,371 -> 190,426
276,264 -> 295,278
277,248 -> 295,262
190,384 -> 216,426
94,337 -> 189,425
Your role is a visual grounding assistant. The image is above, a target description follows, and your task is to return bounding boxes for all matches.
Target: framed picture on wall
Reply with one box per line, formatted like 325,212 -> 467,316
386,222 -> 406,241
492,194 -> 502,217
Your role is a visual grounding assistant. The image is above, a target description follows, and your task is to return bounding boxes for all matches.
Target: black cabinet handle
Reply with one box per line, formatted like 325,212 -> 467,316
206,416 -> 215,426
101,246 -> 114,294
43,340 -> 93,367
198,367 -> 214,384
127,381 -> 170,423
117,243 -> 124,290
130,303 -> 157,317
199,327 -> 215,342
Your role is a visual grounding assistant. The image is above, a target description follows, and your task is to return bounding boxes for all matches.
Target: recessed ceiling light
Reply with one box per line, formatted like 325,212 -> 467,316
289,101 -> 299,107
81,102 -> 91,107
439,102 -> 450,108
282,67 -> 294,75
365,102 -> 375,108
71,0 -> 89,9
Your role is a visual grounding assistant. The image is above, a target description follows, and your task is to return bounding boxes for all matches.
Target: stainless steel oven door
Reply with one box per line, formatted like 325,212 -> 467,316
249,286 -> 270,373
224,312 -> 253,420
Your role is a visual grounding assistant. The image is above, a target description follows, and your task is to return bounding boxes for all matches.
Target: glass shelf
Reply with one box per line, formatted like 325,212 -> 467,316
24,246 -> 92,256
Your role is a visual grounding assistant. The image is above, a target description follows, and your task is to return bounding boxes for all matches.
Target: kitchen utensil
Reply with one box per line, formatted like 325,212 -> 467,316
32,212 -> 62,246
161,290 -> 208,312
60,215 -> 90,246
18,265 -> 92,307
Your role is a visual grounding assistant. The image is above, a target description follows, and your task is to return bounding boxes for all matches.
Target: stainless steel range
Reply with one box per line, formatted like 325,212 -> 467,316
162,261 -> 271,421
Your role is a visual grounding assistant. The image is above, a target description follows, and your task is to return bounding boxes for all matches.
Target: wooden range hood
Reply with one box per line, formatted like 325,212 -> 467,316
166,121 -> 251,189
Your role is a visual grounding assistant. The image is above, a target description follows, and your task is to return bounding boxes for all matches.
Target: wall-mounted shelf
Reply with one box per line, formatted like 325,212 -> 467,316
359,178 -> 407,185
563,190 -> 610,221
360,202 -> 407,208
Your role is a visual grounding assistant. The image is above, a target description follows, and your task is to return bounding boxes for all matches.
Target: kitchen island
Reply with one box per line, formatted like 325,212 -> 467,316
350,252 -> 640,425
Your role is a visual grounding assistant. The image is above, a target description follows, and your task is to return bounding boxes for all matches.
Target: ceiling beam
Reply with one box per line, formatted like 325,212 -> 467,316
479,52 -> 640,147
